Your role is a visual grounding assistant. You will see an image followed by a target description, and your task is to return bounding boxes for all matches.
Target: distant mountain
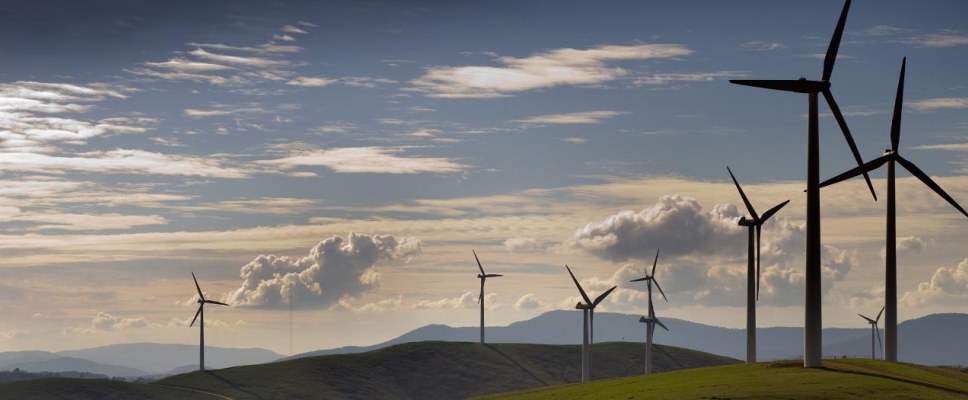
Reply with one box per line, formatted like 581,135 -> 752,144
157,341 -> 738,400
288,310 -> 968,365
0,343 -> 283,376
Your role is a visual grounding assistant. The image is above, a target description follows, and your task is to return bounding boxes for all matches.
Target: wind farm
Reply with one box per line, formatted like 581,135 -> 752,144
3,0 -> 968,399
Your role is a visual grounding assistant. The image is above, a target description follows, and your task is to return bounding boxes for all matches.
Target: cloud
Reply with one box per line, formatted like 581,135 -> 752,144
633,71 -> 749,85
562,137 -> 587,144
0,329 -> 27,340
282,25 -> 309,34
880,236 -> 927,261
413,292 -> 498,310
562,195 -> 744,262
273,34 -> 297,42
901,32 -> 968,47
186,41 -> 302,54
514,111 -> 626,124
287,76 -> 397,88
908,98 -> 968,112
65,312 -> 149,334
223,233 -> 421,309
287,77 -> 337,87
338,296 -> 403,313
172,198 -> 318,214
143,58 -> 237,72
189,48 -> 290,68
0,149 -> 248,178
2,212 -> 167,231
901,259 -> 968,307
851,25 -> 910,37
409,43 -> 693,98
504,236 -> 549,253
912,143 -> 968,152
257,146 -> 466,174
514,293 -> 546,310
738,41 -> 786,51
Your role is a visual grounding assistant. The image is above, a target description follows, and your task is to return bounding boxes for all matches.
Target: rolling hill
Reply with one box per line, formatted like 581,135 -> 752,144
478,359 -> 968,399
0,341 -> 737,399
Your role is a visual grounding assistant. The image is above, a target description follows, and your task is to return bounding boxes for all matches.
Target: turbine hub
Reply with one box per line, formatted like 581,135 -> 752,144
197,298 -> 203,304
884,149 -> 893,155
477,274 -> 484,279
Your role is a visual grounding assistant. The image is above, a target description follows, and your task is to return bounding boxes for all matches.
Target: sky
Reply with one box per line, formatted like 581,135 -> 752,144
2,0 -> 968,356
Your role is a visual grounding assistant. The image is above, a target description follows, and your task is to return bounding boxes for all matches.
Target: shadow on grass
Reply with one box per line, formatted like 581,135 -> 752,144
204,370 -> 267,400
653,345 -> 686,371
484,344 -> 548,385
821,365 -> 968,397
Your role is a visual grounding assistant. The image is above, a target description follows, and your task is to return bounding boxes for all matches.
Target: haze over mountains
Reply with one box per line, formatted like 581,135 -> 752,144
2,311 -> 965,379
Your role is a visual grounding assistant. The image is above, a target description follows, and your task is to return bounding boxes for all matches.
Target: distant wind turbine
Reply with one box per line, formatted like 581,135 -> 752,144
819,57 -> 968,362
858,307 -> 884,360
727,166 -> 790,363
730,0 -> 875,368
630,249 -> 669,374
565,265 -> 616,382
190,272 -> 229,371
473,250 -> 503,344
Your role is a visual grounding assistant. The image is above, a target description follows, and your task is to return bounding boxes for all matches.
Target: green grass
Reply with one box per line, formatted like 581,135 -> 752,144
0,378 -> 218,400
478,359 -> 968,400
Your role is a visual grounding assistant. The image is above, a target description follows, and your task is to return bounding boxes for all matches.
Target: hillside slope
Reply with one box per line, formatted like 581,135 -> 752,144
480,359 -> 968,399
157,341 -> 737,399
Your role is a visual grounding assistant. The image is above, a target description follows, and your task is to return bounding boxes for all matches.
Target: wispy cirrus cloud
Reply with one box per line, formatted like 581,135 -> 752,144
0,149 -> 249,178
514,110 -> 627,124
258,147 -> 466,174
900,31 -> 968,47
286,76 -> 397,88
633,71 -> 749,85
408,43 -> 693,98
738,41 -> 786,51
908,98 -> 968,112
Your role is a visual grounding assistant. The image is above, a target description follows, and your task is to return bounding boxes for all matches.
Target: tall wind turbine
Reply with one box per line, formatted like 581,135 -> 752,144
819,57 -> 968,362
473,250 -> 503,344
565,265 -> 616,382
630,249 -> 669,374
727,166 -> 790,363
189,272 -> 229,371
858,307 -> 884,360
729,0 -> 876,368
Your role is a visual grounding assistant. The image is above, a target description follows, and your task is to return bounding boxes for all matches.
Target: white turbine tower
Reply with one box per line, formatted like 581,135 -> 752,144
473,250 -> 502,344
858,307 -> 885,360
630,249 -> 669,374
189,272 -> 229,371
565,265 -> 616,382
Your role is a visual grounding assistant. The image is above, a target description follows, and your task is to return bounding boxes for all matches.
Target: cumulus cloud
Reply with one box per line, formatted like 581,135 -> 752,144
513,111 -> 626,124
514,293 -> 546,310
562,195 -> 744,262
409,43 -> 693,98
223,233 -> 421,309
413,292 -> 498,310
338,296 -> 403,313
64,312 -> 149,334
504,236 -> 549,253
0,329 -> 27,340
901,258 -> 968,307
880,236 -> 928,260
257,146 -> 466,174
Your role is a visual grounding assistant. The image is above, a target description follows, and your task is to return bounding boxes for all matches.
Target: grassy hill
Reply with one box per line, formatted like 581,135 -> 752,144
0,378 -> 219,400
479,359 -> 968,399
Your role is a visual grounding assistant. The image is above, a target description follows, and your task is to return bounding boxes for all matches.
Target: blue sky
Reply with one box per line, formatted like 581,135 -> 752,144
2,0 -> 968,354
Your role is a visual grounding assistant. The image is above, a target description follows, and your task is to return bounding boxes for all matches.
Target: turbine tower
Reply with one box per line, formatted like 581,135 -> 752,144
727,166 -> 790,363
189,272 -> 229,371
473,250 -> 503,344
630,249 -> 669,374
729,0 -> 876,368
858,307 -> 884,360
819,57 -> 968,362
565,265 -> 616,382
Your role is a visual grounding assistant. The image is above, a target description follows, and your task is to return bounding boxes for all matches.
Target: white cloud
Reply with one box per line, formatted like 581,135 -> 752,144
901,259 -> 968,307
908,98 -> 968,112
186,41 -> 302,54
514,293 -> 546,310
273,34 -> 297,42
514,110 -> 626,124
282,25 -> 309,34
143,58 -> 237,72
851,25 -> 910,37
0,149 -> 248,178
738,41 -> 786,51
65,312 -> 150,334
912,143 -> 968,152
504,236 -> 549,253
223,233 -> 421,309
562,137 -> 587,144
633,71 -> 749,85
413,291 -> 498,310
901,32 -> 968,47
189,48 -> 290,68
287,76 -> 397,88
338,296 -> 403,313
3,212 -> 167,231
409,43 -> 693,98
880,236 -> 927,261
287,77 -> 337,87
171,198 -> 318,214
257,147 -> 466,174
0,329 -> 27,340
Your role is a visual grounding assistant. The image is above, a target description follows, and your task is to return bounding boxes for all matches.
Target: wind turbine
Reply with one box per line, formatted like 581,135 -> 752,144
473,250 -> 503,344
565,265 -> 616,382
730,0 -> 876,368
189,272 -> 229,371
819,57 -> 968,362
727,166 -> 790,363
630,249 -> 669,374
858,307 -> 884,360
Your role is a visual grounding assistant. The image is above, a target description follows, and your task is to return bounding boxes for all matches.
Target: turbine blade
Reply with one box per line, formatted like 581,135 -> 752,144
896,155 -> 968,218
473,250 -> 485,275
205,300 -> 229,306
823,88 -> 877,200
756,224 -> 762,301
629,277 -> 650,282
876,306 -> 885,323
891,57 -> 906,152
190,306 -> 202,327
565,265 -> 593,305
593,286 -> 617,306
729,79 -> 820,93
478,280 -> 484,304
858,314 -> 875,324
638,316 -> 648,323
822,0 -> 852,82
648,297 -> 655,318
759,200 -> 790,223
819,155 -> 890,189
651,248 -> 660,278
485,274 -> 503,278
192,272 -> 205,300
654,318 -> 669,331
654,280 -> 668,302
726,166 -> 758,220
876,325 -> 883,354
